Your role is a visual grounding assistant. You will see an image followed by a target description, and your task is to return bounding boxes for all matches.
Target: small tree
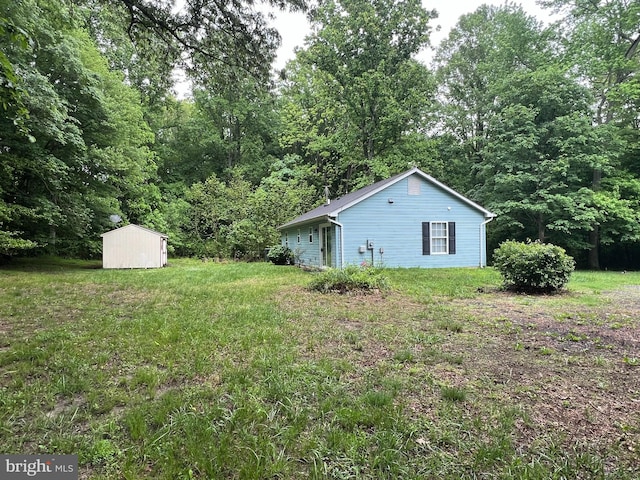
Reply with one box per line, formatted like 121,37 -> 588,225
493,240 -> 575,293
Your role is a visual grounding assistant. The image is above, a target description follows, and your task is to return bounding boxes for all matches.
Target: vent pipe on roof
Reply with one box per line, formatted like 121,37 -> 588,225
324,185 -> 330,205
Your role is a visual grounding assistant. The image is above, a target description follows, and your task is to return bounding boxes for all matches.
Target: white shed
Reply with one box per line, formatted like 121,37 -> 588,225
101,224 -> 168,269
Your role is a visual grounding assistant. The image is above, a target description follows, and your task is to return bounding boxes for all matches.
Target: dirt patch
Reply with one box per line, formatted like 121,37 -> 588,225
276,284 -> 640,459
46,395 -> 85,419
446,286 -> 640,453
454,286 -> 640,356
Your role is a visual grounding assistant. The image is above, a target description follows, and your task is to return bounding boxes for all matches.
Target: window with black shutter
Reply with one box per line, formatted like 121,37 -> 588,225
422,221 -> 456,255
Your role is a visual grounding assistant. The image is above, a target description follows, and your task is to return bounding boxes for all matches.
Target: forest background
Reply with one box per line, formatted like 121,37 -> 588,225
1,0 -> 639,269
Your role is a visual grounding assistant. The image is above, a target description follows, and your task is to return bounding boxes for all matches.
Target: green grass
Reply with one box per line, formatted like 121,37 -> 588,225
440,385 -> 467,402
1,259 -> 639,479
569,270 -> 640,292
386,267 -> 502,298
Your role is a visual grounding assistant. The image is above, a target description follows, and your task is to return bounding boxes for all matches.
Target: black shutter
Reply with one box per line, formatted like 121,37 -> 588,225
422,222 -> 430,255
448,222 -> 456,255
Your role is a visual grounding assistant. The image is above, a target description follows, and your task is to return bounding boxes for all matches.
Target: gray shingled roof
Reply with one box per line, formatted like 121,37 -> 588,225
279,169 -> 410,229
279,167 -> 495,230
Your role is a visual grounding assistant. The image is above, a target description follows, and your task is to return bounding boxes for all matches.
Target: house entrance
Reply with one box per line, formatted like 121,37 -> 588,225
321,225 -> 332,267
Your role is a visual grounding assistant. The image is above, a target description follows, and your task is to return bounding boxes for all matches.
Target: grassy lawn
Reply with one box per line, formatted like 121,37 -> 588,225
1,258 -> 639,479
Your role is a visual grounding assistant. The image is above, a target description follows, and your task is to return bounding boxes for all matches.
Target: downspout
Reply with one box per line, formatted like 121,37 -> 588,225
328,217 -> 344,269
479,217 -> 494,267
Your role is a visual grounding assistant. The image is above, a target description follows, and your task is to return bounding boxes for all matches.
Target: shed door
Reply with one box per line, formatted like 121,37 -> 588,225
321,226 -> 332,268
161,238 -> 168,266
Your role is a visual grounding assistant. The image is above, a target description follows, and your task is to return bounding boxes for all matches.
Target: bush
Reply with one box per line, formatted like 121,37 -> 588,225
307,264 -> 390,294
266,245 -> 294,265
493,240 -> 575,293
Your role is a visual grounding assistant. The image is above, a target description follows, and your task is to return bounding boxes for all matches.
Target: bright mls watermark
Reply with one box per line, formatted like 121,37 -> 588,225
1,455 -> 77,479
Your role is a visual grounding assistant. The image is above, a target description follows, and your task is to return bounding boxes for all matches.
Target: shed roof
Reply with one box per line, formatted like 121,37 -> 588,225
101,223 -> 168,238
279,167 -> 495,230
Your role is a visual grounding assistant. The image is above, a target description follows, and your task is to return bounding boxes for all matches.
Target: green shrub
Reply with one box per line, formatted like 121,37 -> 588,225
493,240 -> 575,293
266,245 -> 294,265
307,264 -> 390,294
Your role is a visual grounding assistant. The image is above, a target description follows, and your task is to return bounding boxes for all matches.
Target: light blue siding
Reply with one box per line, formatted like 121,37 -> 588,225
336,176 -> 487,268
280,172 -> 491,269
281,223 -> 324,267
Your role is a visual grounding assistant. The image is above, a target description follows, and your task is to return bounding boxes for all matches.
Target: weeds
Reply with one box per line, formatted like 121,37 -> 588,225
441,386 -> 467,402
393,349 -> 415,363
0,259 -> 639,478
434,317 -> 464,333
307,264 -> 390,294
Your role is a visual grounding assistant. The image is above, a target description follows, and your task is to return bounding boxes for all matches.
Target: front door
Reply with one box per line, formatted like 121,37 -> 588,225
321,225 -> 332,267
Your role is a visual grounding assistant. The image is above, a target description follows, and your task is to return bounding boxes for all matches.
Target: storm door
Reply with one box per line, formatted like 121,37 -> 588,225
320,225 -> 332,267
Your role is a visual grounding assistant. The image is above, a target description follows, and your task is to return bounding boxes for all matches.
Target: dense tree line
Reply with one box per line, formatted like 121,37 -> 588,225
1,0 -> 638,268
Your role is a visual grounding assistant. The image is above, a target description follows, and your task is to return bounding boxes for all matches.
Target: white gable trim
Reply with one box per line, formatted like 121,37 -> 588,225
413,169 -> 496,218
101,224 -> 168,238
328,167 -> 495,219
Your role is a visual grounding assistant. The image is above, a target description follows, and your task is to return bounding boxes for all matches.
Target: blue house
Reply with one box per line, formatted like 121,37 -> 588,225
278,167 -> 495,268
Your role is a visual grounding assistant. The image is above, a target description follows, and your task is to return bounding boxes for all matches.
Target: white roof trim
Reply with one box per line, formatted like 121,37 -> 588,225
101,224 -> 168,238
279,167 -> 495,230
329,167 -> 495,218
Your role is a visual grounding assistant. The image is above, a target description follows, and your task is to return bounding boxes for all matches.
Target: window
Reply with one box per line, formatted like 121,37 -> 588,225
309,227 -> 314,243
285,233 -> 289,247
297,229 -> 301,243
422,222 -> 456,255
431,222 -> 448,254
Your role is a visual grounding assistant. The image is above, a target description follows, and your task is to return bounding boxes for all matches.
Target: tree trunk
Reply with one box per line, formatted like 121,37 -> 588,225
587,167 -> 602,269
226,116 -> 241,169
588,225 -> 600,270
49,226 -> 57,255
537,214 -> 545,242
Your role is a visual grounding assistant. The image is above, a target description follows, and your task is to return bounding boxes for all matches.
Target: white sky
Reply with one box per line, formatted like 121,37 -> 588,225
269,0 -> 555,69
174,1 -> 555,95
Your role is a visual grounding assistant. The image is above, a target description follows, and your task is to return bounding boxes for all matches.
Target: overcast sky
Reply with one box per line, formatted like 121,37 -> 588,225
268,0 -> 555,69
174,1 -> 555,95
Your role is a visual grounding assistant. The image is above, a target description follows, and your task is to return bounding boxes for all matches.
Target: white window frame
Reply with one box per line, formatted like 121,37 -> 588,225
297,229 -> 301,243
430,221 -> 448,255
309,227 -> 314,243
